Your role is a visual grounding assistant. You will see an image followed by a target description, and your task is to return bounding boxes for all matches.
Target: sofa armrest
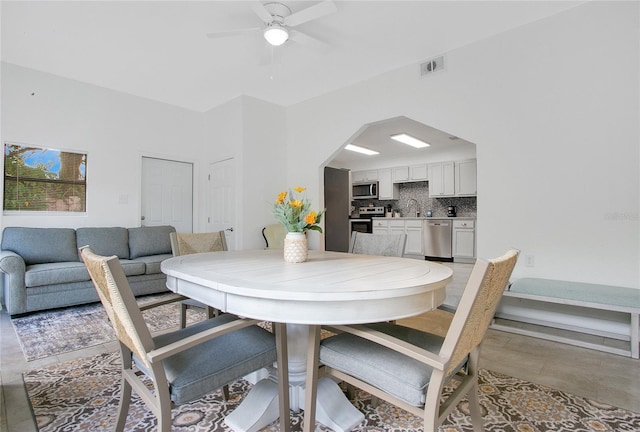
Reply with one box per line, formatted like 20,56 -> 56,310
0,251 -> 27,315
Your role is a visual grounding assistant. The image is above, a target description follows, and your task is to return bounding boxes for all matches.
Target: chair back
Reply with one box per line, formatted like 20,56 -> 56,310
348,231 -> 407,257
440,249 -> 519,375
80,247 -> 155,368
262,224 -> 287,249
170,231 -> 227,256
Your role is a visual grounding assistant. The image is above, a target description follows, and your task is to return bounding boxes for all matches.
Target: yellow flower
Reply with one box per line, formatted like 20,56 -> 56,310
276,192 -> 287,204
305,211 -> 317,225
273,187 -> 324,233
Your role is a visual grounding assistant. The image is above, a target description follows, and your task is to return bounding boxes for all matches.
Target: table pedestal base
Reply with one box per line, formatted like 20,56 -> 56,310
314,377 -> 365,432
224,379 -> 280,432
224,377 -> 364,432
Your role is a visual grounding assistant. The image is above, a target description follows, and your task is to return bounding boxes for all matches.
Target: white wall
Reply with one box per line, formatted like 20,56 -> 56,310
1,63 -> 204,229
285,1 -> 639,288
202,95 -> 287,250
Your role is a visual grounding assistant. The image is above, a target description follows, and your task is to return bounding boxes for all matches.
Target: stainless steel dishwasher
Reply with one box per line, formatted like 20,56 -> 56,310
423,219 -> 453,260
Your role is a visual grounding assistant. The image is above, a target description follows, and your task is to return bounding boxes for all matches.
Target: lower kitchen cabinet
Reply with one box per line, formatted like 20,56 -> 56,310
452,220 -> 475,262
372,218 -> 389,235
371,219 -> 423,256
404,220 -> 423,255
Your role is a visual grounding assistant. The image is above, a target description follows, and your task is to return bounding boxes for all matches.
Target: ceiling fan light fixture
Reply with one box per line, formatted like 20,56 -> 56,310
264,23 -> 289,46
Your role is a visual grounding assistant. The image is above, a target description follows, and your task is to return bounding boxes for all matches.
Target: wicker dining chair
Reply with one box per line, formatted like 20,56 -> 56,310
348,231 -> 407,257
315,249 -> 519,432
80,246 -> 289,432
169,231 -> 227,328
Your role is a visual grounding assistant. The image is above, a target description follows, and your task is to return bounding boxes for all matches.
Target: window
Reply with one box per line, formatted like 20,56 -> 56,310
3,143 -> 87,212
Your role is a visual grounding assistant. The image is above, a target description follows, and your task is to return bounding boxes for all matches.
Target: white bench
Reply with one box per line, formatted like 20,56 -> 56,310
490,278 -> 640,359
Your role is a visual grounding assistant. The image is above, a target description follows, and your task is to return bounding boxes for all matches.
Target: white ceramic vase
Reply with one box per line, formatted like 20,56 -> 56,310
283,232 -> 308,263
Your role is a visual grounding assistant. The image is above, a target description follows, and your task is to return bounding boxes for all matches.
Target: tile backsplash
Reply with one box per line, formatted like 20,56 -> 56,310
355,181 -> 477,218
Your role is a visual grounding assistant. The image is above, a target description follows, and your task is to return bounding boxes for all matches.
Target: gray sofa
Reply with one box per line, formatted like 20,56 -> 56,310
0,225 -> 176,316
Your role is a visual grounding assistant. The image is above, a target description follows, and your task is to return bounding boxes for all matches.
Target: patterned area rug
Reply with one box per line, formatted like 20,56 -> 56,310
11,294 -> 206,361
24,351 -> 640,432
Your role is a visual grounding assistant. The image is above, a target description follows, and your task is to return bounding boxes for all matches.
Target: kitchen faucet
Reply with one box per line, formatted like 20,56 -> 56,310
406,198 -> 420,217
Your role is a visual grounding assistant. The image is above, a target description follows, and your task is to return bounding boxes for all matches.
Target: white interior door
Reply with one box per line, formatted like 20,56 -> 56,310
141,157 -> 193,233
208,158 -> 236,249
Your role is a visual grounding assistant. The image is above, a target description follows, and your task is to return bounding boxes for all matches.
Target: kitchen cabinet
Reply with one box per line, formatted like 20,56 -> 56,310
371,219 -> 423,256
429,159 -> 477,197
428,161 -> 455,197
452,219 -> 475,261
409,164 -> 428,181
351,170 -> 378,183
404,220 -> 423,255
377,168 -> 399,200
455,159 -> 477,196
392,166 -> 409,182
391,164 -> 428,183
372,218 -> 389,235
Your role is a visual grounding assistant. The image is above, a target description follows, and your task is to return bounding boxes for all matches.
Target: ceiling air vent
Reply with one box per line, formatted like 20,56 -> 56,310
420,55 -> 445,77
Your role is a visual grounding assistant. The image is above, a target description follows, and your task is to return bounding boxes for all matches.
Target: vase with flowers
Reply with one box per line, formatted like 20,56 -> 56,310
273,187 -> 324,263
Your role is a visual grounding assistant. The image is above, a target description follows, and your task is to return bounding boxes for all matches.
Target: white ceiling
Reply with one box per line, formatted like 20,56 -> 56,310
1,1 -> 583,112
330,116 -> 477,166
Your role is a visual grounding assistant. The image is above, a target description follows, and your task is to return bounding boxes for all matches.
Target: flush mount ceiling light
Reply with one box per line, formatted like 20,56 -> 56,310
390,133 -> 430,148
345,144 -> 379,156
263,22 -> 289,46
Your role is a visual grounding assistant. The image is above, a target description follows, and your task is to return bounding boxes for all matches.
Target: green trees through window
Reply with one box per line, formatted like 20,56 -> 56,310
3,143 -> 87,212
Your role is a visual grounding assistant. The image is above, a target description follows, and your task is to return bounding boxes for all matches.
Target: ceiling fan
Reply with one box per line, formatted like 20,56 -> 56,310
206,0 -> 337,49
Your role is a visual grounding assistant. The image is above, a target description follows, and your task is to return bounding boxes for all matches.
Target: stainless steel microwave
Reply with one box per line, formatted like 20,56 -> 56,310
352,181 -> 378,199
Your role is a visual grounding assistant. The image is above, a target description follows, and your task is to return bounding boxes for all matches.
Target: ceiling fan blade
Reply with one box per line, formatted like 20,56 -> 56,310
251,1 -> 275,23
284,0 -> 336,27
288,29 -> 330,52
206,27 -> 262,39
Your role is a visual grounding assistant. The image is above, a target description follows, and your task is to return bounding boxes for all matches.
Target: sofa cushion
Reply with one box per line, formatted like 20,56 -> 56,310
25,262 -> 90,287
118,260 -> 146,277
76,227 -> 130,259
128,226 -> 175,259
1,227 -> 78,265
132,254 -> 173,274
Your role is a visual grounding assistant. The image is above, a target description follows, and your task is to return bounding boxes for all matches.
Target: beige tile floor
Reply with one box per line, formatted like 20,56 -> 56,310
1,262 -> 639,432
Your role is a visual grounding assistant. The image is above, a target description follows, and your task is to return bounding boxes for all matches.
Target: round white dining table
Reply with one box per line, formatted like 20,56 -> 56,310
161,249 -> 453,432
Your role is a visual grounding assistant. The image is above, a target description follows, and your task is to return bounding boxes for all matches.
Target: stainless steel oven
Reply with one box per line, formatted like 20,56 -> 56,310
349,218 -> 372,234
349,206 -> 385,236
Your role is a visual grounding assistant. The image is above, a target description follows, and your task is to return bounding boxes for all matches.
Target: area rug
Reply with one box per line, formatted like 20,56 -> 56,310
24,351 -> 640,432
11,294 -> 206,361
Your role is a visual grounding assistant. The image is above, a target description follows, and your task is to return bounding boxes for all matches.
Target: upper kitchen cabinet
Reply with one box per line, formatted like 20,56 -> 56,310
429,159 -> 477,197
428,161 -> 455,197
351,170 -> 378,183
391,164 -> 428,183
378,168 -> 399,200
455,159 -> 477,196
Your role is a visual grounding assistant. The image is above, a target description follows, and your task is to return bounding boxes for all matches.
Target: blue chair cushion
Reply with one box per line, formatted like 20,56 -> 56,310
137,314 -> 277,405
320,322 -> 445,407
